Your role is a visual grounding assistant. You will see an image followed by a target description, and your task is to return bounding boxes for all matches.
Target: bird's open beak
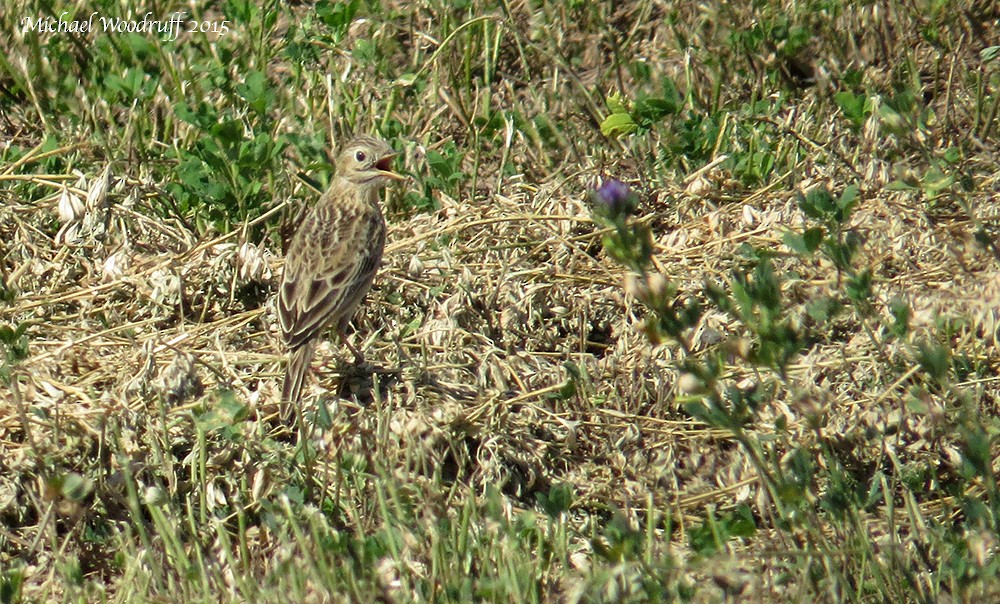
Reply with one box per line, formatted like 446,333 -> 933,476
375,154 -> 405,180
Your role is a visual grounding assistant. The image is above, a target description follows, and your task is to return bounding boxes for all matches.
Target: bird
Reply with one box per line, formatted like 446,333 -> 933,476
278,134 -> 402,414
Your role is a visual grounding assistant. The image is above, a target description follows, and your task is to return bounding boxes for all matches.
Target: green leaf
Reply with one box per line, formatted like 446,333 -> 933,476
634,96 -> 677,126
537,483 -> 574,517
395,72 -> 419,87
546,378 -> 576,401
317,0 -> 361,41
837,185 -> 859,219
56,473 -> 93,502
886,179 -> 918,192
798,187 -> 834,220
960,427 -> 991,478
802,227 -> 825,253
315,397 -> 334,429
834,91 -> 868,126
606,93 -> 629,114
783,227 -> 824,255
123,68 -> 145,98
196,391 -> 250,431
0,567 -> 23,604
916,341 -> 950,385
920,165 -> 954,200
728,504 -> 757,537
236,71 -> 274,114
905,395 -> 928,414
888,298 -> 910,338
805,296 -> 840,323
845,269 -> 873,306
562,360 -> 583,380
600,111 -> 638,138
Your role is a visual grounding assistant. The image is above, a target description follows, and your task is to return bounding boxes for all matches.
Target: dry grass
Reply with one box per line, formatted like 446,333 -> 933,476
2,0 -> 1000,601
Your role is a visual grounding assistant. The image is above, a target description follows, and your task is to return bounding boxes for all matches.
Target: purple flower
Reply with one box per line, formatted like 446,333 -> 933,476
594,179 -> 636,218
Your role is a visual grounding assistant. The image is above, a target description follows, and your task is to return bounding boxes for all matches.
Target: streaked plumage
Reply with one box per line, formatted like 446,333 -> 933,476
279,135 -> 402,412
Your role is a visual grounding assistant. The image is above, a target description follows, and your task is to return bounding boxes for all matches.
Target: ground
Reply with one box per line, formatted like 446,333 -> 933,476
1,1 -> 1000,602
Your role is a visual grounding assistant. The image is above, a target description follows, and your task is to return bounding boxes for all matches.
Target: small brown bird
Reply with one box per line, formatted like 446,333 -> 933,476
279,135 -> 402,410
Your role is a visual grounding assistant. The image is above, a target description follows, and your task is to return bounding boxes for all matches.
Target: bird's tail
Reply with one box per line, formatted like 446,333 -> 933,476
281,340 -> 315,422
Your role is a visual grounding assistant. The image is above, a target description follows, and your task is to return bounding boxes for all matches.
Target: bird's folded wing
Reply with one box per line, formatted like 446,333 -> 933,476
279,206 -> 384,350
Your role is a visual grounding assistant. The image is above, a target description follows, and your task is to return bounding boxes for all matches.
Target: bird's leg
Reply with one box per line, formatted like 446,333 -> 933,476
341,332 -> 366,365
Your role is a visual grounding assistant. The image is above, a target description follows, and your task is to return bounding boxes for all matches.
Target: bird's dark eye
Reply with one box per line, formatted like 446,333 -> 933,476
355,151 -> 366,162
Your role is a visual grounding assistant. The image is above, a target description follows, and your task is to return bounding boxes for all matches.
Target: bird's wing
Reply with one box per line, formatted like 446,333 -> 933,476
279,202 -> 385,351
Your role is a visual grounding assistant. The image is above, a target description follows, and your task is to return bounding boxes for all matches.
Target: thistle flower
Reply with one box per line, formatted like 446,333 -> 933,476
591,179 -> 637,219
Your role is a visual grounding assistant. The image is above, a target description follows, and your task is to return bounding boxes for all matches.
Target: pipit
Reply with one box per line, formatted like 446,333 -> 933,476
279,135 -> 402,411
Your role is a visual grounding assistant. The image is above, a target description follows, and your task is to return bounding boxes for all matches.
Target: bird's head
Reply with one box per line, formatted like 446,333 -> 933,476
337,135 -> 404,187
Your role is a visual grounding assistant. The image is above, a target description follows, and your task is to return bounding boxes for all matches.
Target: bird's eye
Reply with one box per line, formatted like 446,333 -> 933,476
355,151 -> 366,162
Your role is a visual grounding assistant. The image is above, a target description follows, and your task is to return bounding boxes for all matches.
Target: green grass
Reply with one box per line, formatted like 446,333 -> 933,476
2,0 -> 1000,601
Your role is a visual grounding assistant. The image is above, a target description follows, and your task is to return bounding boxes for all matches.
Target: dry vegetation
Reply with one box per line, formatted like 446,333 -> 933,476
1,0 -> 1000,601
